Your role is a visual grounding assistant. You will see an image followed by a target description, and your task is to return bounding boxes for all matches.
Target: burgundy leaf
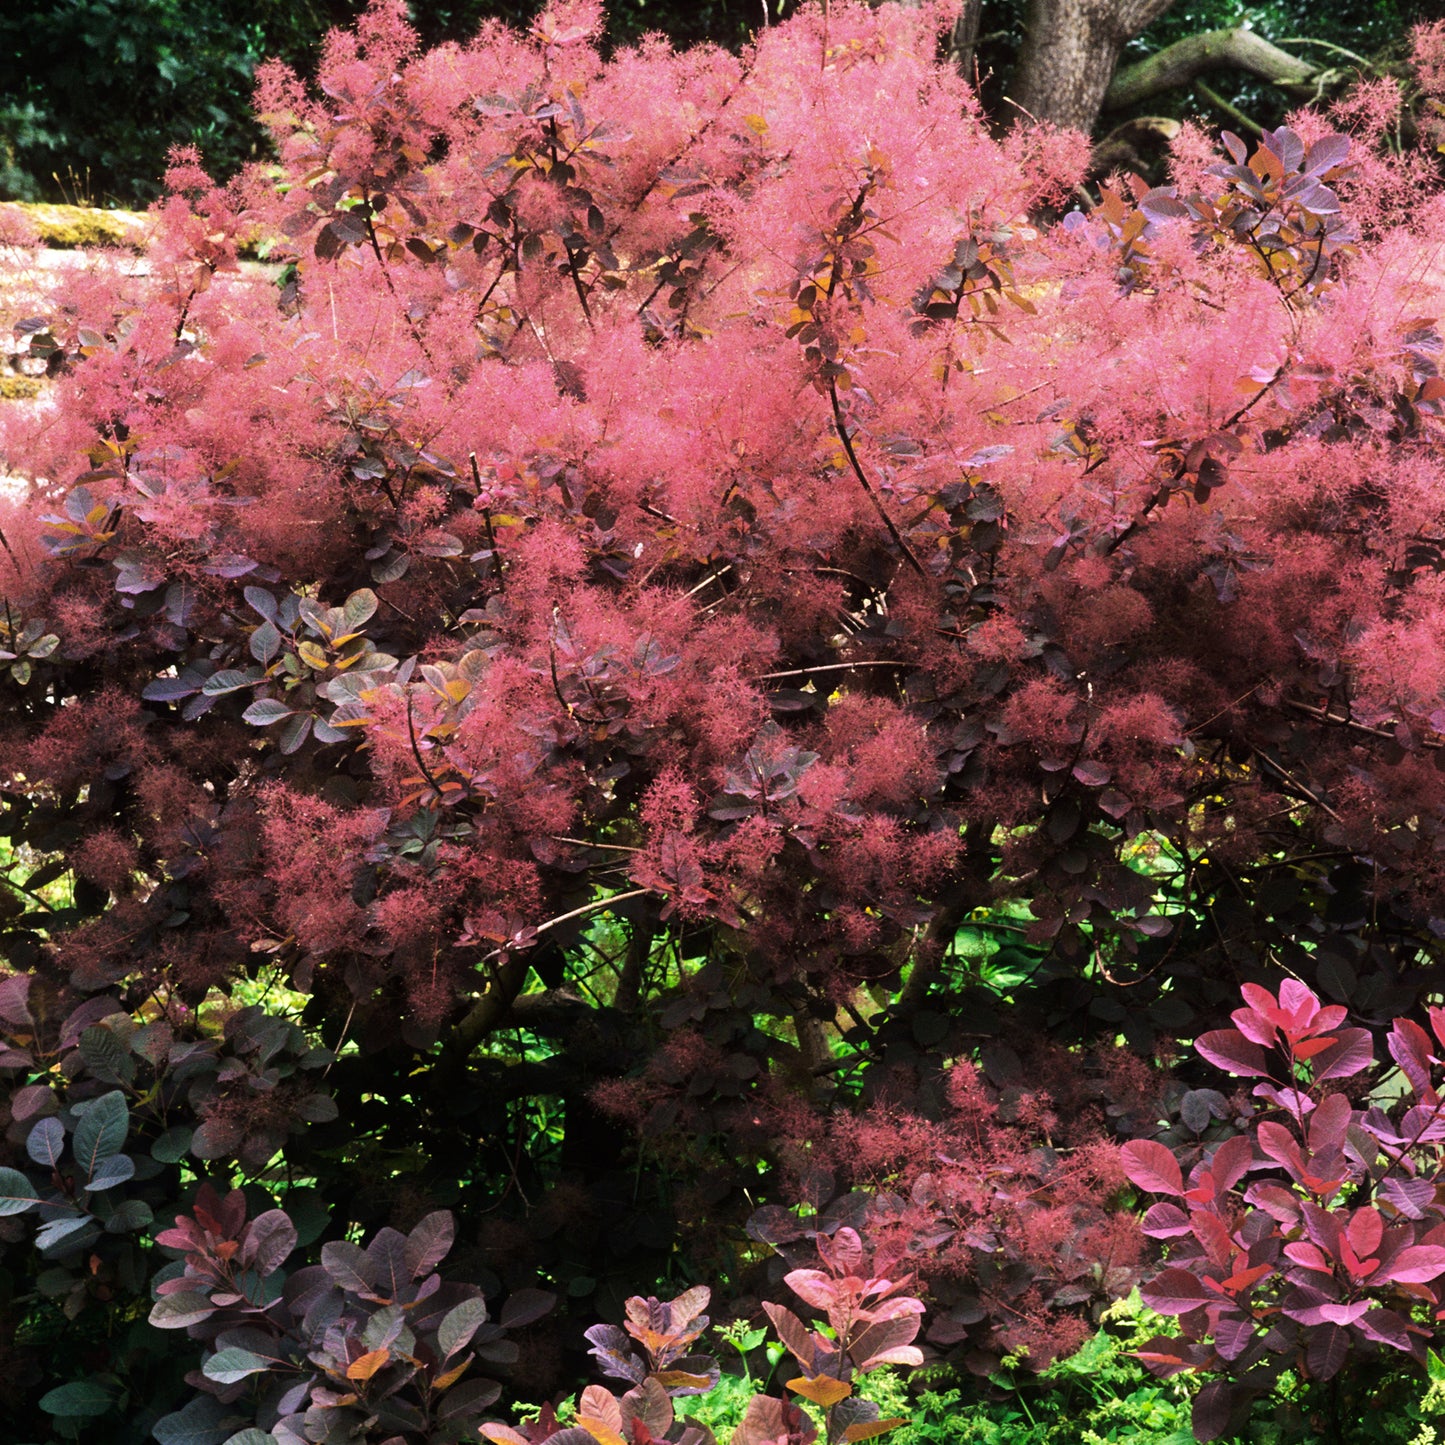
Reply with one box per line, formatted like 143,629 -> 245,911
1140,1267 -> 1208,1315
1195,1029 -> 1271,1078
1383,1245 -> 1445,1284
818,1227 -> 864,1275
1312,1028 -> 1374,1080
1283,1241 -> 1329,1273
1131,1334 -> 1194,1376
1120,1139 -> 1184,1197
1344,1208 -> 1383,1260
1306,1322 -> 1349,1379
762,1302 -> 818,1371
783,1270 -> 836,1311
1389,1018 -> 1439,1099
1191,1380 -> 1235,1442
1206,1134 -> 1254,1195
1256,1121 -> 1305,1174
1308,1092 -> 1351,1156
731,1395 -> 816,1445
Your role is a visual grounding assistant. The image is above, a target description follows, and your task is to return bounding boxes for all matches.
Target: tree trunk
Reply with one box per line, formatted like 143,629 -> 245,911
1009,0 -> 1177,132
948,0 -> 985,83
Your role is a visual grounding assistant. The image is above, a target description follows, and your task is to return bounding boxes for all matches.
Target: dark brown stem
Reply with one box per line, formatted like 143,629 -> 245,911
1285,697 -> 1442,751
563,238 -> 595,328
405,694 -> 443,800
173,260 -> 215,343
828,380 -> 925,578
468,453 -> 505,593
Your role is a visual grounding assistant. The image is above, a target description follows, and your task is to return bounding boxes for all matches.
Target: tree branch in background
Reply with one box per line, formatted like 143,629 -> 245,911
1105,27 -> 1318,112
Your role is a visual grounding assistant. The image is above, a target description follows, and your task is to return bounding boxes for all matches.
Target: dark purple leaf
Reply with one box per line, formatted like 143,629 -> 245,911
367,1227 -> 409,1300
1304,135 -> 1351,175
403,1211 -> 455,1279
1140,1268 -> 1208,1315
244,1210 -> 297,1276
1312,1029 -> 1373,1080
1213,1312 -> 1256,1361
27,1116 -> 65,1169
1356,1306 -> 1412,1351
585,1323 -> 645,1385
1192,1380 -> 1235,1442
1380,1176 -> 1435,1219
1141,1202 -> 1192,1238
149,1291 -> 217,1329
1306,1322 -> 1348,1379
1120,1140 -> 1183,1196
500,1286 -> 555,1329
437,1378 -> 505,1421
189,1116 -> 243,1160
321,1239 -> 378,1294
1195,1029 -> 1271,1078
0,974 -> 33,1026
1139,188 -> 1189,221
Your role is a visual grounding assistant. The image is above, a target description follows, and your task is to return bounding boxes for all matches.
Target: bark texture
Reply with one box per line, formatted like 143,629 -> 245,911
1105,27 -> 1318,111
947,0 -> 985,82
1009,0 -> 1177,131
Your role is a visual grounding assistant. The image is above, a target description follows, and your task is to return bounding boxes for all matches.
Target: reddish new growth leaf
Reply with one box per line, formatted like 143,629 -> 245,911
1126,981 -> 1445,1440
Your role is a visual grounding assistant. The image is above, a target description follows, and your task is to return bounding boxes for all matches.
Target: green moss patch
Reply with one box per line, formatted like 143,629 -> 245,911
0,375 -> 42,400
2,201 -> 148,249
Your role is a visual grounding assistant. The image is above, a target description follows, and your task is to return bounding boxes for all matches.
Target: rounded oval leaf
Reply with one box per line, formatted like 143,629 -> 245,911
0,1165 -> 40,1215
203,1347 -> 269,1385
1120,1140 -> 1183,1197
71,1091 -> 128,1179
39,1379 -> 114,1418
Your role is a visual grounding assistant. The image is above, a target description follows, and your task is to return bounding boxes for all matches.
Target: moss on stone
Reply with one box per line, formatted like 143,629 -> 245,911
0,375 -> 42,401
4,202 -> 148,249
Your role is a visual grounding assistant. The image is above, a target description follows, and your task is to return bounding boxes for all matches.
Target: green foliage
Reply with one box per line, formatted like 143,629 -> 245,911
0,0 -> 271,203
680,1297 -> 1200,1445
680,1297 -> 1445,1445
884,1295 -> 1197,1445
